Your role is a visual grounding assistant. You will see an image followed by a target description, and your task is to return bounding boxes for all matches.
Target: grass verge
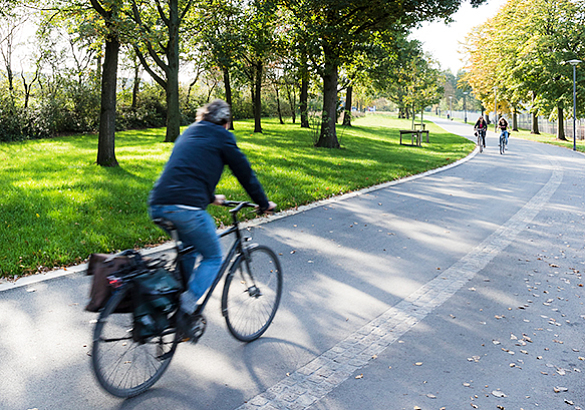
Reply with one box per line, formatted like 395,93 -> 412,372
0,114 -> 474,277
508,128 -> 585,153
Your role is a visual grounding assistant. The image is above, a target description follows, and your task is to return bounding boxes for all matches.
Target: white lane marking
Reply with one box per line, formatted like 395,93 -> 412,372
234,157 -> 562,410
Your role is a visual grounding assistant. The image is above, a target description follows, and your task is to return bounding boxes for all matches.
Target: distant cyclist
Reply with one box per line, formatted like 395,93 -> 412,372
474,116 -> 488,148
498,117 -> 510,148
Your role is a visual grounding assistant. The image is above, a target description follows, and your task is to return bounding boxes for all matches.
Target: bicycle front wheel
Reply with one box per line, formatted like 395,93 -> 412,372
91,285 -> 179,398
500,137 -> 505,154
222,245 -> 283,342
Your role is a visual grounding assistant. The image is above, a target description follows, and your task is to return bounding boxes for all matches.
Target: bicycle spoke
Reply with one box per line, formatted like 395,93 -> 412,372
92,286 -> 178,398
222,246 -> 282,342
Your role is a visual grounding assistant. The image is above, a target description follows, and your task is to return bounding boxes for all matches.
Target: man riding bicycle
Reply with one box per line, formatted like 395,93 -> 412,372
148,99 -> 276,339
474,116 -> 488,148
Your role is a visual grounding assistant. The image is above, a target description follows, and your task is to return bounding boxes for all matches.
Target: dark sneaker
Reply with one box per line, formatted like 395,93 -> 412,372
177,311 -> 206,343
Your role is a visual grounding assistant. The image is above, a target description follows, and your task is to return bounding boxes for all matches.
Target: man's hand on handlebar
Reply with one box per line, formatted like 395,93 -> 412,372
213,194 -> 226,205
264,201 -> 277,214
213,195 -> 276,214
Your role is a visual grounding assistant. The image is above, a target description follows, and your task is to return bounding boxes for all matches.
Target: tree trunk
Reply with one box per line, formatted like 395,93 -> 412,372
96,54 -> 102,86
531,111 -> 540,134
164,0 -> 181,142
286,83 -> 296,124
131,62 -> 140,110
512,109 -> 518,131
531,92 -> 540,134
315,46 -> 340,148
250,83 -> 256,120
223,67 -> 234,130
96,36 -> 119,167
342,85 -> 352,126
275,84 -> 284,124
299,58 -> 309,128
253,60 -> 262,133
557,106 -> 566,140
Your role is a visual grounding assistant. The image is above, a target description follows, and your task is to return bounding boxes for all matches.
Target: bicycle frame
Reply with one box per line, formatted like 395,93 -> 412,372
169,203 -> 253,317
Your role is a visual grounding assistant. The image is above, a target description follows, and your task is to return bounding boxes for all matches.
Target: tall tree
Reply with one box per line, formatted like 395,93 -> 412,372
129,0 -> 195,142
281,0 -> 487,148
463,0 -> 585,138
237,0 -> 278,133
195,0 -> 245,130
89,0 -> 123,166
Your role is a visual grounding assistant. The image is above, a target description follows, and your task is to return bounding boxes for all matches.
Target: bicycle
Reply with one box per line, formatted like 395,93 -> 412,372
475,129 -> 485,153
499,130 -> 508,155
91,201 -> 283,398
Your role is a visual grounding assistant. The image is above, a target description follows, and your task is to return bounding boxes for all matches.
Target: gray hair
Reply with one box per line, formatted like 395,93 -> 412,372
196,99 -> 231,125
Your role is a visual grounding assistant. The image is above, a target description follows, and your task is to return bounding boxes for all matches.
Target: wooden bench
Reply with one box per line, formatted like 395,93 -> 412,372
399,130 -> 423,146
413,123 -> 430,143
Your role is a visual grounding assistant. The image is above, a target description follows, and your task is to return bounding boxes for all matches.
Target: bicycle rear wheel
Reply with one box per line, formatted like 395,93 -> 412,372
222,245 -> 283,342
92,285 -> 179,398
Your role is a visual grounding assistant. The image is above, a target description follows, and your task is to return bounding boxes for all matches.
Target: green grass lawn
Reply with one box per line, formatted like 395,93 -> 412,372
0,114 -> 474,277
508,127 -> 585,153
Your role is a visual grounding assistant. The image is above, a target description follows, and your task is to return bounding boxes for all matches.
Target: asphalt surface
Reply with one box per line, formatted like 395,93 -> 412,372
1,117 -> 584,410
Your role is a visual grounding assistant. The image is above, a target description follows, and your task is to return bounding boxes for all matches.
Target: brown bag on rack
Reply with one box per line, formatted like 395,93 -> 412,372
85,253 -> 132,312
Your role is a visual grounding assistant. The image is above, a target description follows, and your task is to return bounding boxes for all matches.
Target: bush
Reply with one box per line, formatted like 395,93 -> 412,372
0,98 -> 23,142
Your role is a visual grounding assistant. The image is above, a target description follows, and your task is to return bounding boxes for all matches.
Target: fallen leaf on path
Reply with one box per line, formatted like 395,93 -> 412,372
355,374 -> 363,379
554,387 -> 568,393
492,390 -> 507,398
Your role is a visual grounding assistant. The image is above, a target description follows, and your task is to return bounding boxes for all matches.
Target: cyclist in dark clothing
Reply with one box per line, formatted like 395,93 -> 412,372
148,99 -> 275,338
474,116 -> 488,148
498,117 -> 510,147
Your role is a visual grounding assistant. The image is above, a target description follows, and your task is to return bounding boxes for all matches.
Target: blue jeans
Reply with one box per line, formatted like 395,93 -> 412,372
149,205 -> 223,312
500,130 -> 509,145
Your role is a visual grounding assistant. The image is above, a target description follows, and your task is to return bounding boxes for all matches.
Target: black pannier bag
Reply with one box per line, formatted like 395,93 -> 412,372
132,267 -> 181,343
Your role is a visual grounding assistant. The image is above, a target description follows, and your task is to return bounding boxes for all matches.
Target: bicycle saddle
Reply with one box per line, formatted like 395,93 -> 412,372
153,218 -> 177,232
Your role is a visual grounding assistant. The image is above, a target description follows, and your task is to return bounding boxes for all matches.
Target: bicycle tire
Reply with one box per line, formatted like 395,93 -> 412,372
91,285 -> 179,398
477,135 -> 483,153
499,136 -> 505,154
222,245 -> 283,342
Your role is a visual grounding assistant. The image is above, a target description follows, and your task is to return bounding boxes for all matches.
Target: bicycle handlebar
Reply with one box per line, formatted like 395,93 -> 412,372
220,200 -> 259,214
220,200 -> 277,215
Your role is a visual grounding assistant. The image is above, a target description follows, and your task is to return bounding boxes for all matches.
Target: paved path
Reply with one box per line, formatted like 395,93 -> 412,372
1,118 -> 584,410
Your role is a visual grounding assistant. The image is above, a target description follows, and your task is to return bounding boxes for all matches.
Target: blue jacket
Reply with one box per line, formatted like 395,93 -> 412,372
149,121 -> 269,210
